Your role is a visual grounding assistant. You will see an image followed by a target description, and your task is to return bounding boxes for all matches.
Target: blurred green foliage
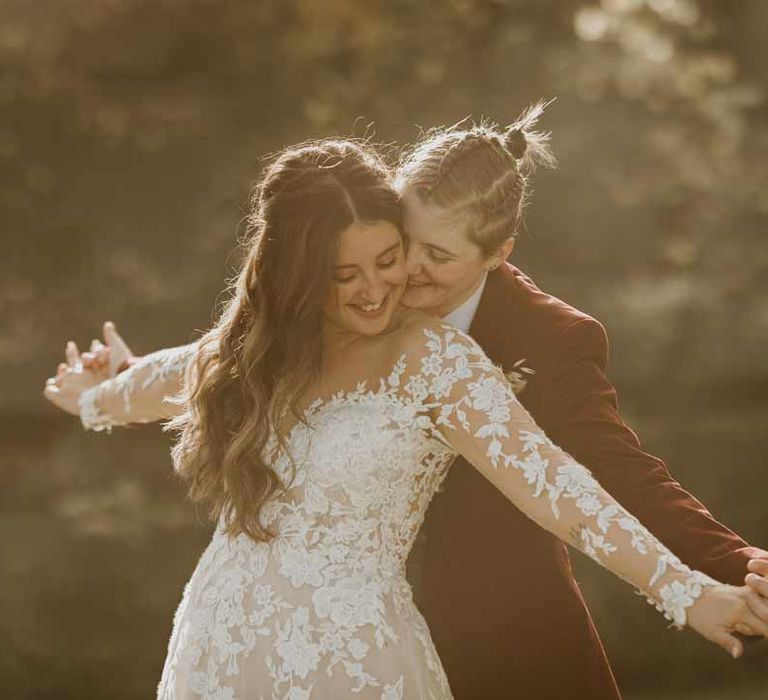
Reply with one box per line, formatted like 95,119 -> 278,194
2,0 -> 766,697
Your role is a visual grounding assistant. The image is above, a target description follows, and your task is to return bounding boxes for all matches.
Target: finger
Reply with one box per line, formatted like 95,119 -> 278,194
734,611 -> 768,637
46,376 -> 59,387
734,622 -> 759,636
103,322 -> 129,353
742,591 -> 768,634
65,341 -> 81,367
748,559 -> 768,577
103,321 -> 133,377
709,629 -> 743,659
95,346 -> 111,364
745,572 -> 768,599
90,338 -> 104,353
56,362 -> 68,377
745,582 -> 768,615
81,351 -> 96,367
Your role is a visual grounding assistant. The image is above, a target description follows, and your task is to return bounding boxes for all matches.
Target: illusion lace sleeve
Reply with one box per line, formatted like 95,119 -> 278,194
78,343 -> 197,433
407,325 -> 719,629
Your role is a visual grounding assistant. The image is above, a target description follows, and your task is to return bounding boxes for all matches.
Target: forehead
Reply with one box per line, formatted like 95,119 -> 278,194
401,190 -> 471,248
335,220 -> 401,262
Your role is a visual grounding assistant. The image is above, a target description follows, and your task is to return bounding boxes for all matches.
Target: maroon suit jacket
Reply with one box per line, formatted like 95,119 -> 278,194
413,263 -> 766,699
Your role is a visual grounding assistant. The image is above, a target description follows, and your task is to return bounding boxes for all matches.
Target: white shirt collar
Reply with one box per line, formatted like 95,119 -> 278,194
441,273 -> 488,333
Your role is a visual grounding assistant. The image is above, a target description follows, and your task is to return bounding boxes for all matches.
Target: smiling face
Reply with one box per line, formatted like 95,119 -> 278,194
400,190 -> 507,317
322,220 -> 407,337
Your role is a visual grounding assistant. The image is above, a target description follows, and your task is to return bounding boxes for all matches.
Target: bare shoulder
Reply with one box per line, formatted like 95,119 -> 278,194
385,309 -> 463,359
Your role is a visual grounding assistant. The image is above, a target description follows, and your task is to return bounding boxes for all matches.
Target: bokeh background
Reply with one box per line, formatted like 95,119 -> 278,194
2,0 -> 767,697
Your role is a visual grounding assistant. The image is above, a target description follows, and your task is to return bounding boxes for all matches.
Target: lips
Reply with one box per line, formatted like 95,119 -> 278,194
348,293 -> 390,319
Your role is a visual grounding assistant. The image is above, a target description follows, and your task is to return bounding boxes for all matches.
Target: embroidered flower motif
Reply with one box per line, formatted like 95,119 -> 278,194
576,492 -> 603,516
420,352 -> 443,376
381,676 -> 405,700
274,608 -> 323,680
347,637 -> 370,660
286,687 -> 312,700
403,374 -> 428,403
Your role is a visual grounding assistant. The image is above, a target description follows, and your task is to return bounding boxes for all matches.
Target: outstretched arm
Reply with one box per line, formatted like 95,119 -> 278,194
77,343 -> 197,432
45,322 -> 199,431
405,324 -> 767,657
541,317 -> 767,585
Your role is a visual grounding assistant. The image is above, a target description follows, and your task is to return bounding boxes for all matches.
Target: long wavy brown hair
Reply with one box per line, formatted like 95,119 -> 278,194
166,139 -> 402,541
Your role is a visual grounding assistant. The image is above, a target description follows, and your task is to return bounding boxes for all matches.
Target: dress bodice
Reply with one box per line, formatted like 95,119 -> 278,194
257,376 -> 455,586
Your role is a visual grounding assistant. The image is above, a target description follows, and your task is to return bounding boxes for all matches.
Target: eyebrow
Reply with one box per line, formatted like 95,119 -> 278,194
334,242 -> 401,270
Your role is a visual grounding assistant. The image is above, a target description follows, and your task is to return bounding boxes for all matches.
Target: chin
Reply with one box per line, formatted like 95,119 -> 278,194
401,286 -> 427,307
401,286 -> 441,314
337,289 -> 403,336
345,312 -> 395,337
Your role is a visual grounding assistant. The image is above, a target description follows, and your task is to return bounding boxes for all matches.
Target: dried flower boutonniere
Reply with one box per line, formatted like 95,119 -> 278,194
504,358 -> 535,395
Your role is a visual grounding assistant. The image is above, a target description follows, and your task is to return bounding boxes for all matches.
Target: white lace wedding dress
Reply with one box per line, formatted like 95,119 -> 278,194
78,324 -> 718,700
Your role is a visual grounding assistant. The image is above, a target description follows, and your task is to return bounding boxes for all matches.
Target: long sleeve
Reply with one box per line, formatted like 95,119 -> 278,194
540,317 -> 767,584
78,343 -> 197,432
407,325 -> 720,629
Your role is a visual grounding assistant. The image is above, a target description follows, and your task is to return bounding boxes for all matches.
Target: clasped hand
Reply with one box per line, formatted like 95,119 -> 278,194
42,321 -> 134,416
687,565 -> 768,658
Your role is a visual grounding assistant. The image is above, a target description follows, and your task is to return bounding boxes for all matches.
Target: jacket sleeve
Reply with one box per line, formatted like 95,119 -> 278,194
537,316 -> 766,585
406,324 -> 720,629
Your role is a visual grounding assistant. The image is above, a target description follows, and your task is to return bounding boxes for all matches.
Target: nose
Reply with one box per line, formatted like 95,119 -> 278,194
405,245 -> 423,277
360,269 -> 388,302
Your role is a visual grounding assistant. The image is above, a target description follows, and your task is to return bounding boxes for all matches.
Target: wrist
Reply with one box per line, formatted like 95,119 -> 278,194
117,356 -> 138,374
648,572 -> 720,629
78,384 -> 114,433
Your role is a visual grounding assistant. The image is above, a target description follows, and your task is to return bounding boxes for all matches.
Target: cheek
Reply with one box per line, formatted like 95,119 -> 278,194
386,260 -> 408,287
322,285 -> 345,315
426,262 -> 470,289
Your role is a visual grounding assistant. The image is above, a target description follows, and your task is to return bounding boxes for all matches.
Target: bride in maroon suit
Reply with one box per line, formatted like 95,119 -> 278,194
48,106 -> 768,698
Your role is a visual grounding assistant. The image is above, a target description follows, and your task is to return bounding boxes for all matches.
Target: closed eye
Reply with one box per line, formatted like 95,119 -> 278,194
333,246 -> 401,283
426,249 -> 452,264
377,254 -> 398,269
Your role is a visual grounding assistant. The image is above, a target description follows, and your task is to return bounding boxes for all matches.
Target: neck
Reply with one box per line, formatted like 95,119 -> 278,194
436,271 -> 488,318
322,321 -> 363,354
321,308 -> 406,354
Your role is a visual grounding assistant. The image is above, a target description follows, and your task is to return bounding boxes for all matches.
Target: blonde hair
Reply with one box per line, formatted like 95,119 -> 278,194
396,100 -> 557,256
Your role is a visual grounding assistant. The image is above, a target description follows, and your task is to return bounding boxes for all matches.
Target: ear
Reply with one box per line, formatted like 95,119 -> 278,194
486,236 -> 515,270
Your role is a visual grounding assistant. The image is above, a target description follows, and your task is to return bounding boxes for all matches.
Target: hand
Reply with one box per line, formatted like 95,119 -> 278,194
744,558 -> 768,612
46,321 -> 134,389
43,355 -> 103,417
80,321 -> 135,378
686,584 -> 768,659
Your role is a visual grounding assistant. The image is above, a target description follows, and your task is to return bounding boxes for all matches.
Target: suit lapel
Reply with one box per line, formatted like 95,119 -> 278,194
468,263 -> 525,371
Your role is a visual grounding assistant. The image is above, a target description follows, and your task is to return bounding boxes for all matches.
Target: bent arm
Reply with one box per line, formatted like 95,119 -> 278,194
79,343 -> 197,432
410,326 -> 719,628
542,318 -> 767,584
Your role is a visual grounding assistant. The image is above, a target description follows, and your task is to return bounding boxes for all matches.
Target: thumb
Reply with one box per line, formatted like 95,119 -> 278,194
103,321 -> 133,356
102,321 -> 134,376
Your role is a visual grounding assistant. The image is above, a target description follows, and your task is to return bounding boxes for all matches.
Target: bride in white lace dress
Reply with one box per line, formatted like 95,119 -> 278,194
45,139 -> 765,699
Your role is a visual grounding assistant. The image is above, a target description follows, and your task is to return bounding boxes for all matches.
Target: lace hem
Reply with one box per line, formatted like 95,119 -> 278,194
646,572 -> 720,629
78,385 -> 113,433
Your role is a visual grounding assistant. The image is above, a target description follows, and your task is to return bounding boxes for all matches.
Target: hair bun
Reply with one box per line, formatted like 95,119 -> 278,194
504,127 -> 527,160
